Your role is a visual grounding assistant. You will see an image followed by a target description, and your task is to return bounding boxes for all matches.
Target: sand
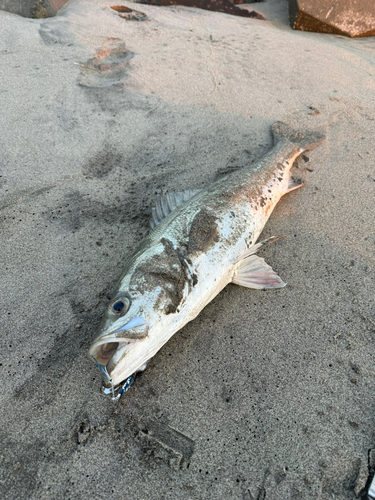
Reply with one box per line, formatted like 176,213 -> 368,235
1,0 -> 375,498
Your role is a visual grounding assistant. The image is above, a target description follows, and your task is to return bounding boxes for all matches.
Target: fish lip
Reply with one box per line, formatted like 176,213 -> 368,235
90,316 -> 149,348
105,341 -> 134,376
99,316 -> 148,339
113,316 -> 147,333
90,336 -> 132,349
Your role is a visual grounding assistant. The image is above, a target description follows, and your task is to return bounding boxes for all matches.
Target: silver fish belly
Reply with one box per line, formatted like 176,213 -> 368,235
89,122 -> 325,395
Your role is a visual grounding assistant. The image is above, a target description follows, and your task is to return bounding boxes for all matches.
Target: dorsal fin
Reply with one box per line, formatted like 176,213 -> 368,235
150,189 -> 201,229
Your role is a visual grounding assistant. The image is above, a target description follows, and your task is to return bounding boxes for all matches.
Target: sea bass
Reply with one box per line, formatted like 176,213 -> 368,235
89,122 -> 325,398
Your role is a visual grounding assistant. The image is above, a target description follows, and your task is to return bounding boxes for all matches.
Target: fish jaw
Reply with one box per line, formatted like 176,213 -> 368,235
106,337 -> 157,386
105,320 -> 175,386
89,336 -> 138,367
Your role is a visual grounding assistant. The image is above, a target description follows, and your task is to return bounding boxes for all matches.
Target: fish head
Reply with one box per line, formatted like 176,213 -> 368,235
89,239 -> 187,387
88,285 -> 170,386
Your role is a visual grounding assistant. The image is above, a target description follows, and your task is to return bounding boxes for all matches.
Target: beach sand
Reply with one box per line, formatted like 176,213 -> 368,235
1,0 -> 375,498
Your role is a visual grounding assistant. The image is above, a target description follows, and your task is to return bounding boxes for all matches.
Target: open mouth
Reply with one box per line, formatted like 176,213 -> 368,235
89,316 -> 150,392
89,338 -> 138,400
89,316 -> 149,368
97,341 -> 119,362
89,337 -> 134,368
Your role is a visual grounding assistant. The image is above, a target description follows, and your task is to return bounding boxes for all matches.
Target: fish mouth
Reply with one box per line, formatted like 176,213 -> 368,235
89,316 -> 150,388
89,337 -> 135,368
89,316 -> 149,368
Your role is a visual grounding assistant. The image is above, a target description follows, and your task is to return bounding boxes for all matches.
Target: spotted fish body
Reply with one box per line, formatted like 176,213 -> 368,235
89,122 -> 325,391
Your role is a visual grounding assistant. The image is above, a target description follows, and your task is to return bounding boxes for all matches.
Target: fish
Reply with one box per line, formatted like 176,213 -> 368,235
89,122 -> 325,398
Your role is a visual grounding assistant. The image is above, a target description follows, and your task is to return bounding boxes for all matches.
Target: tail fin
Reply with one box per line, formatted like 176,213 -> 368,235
271,122 -> 325,152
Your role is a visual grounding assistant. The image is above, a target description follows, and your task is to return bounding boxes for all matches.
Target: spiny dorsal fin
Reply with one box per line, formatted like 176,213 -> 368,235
150,189 -> 201,229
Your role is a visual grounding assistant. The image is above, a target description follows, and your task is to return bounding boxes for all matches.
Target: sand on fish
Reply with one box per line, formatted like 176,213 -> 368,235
1,0 -> 374,498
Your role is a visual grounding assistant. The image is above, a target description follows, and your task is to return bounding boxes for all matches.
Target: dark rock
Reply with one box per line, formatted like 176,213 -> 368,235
232,0 -> 264,4
0,0 -> 69,18
0,0 -> 34,17
289,0 -> 375,38
135,0 -> 265,19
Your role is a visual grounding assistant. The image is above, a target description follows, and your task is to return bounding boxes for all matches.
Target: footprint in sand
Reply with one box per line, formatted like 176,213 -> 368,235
77,38 -> 134,88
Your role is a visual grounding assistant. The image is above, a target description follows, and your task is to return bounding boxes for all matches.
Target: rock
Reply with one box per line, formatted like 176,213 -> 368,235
0,0 -> 33,17
0,0 -> 69,18
135,0 -> 265,19
110,5 -> 148,21
289,0 -> 375,38
232,0 -> 264,4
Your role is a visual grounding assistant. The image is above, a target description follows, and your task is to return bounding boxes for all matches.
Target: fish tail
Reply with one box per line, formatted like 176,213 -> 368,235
271,122 -> 325,152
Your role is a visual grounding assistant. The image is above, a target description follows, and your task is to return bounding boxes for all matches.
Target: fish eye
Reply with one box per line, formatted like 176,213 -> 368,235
109,296 -> 130,316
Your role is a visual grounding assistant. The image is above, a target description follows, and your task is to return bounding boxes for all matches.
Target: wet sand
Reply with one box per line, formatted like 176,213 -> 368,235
1,0 -> 375,498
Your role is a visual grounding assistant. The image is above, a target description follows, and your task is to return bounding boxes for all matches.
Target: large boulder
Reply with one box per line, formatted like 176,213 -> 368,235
289,0 -> 375,38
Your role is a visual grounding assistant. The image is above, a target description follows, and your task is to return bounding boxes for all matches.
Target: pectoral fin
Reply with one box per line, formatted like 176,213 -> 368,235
233,254 -> 286,289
